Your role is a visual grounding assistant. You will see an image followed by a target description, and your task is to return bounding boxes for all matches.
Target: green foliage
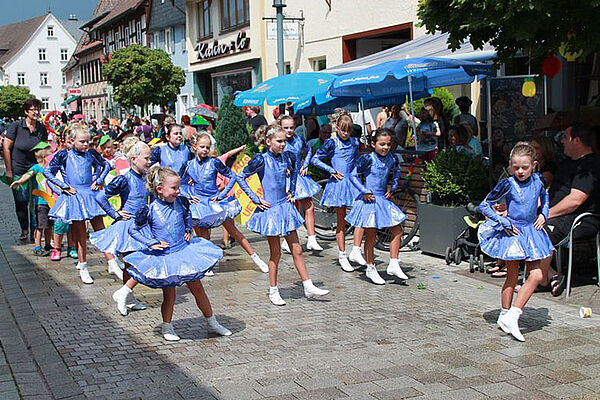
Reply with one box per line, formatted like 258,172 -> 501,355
103,44 -> 185,111
417,0 -> 600,64
405,88 -> 456,118
423,148 -> 489,207
214,95 -> 251,154
0,86 -> 34,120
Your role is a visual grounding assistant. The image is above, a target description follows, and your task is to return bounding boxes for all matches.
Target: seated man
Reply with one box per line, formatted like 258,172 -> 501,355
543,124 -> 600,296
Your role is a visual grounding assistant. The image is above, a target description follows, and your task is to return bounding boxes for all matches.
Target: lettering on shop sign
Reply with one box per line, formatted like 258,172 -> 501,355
195,31 -> 250,62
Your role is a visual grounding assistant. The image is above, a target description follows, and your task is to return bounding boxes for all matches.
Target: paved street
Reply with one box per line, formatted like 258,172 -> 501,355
1,181 -> 600,400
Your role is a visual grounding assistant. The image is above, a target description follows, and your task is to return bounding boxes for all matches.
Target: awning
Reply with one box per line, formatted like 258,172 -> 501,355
61,95 -> 80,106
326,32 -> 496,75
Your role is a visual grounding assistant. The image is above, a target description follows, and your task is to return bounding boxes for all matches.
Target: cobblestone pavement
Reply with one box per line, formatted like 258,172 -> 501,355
1,183 -> 600,400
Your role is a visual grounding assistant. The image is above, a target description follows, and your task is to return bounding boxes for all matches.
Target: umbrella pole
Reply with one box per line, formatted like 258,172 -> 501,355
486,78 -> 493,185
408,75 -> 418,151
360,98 -> 367,144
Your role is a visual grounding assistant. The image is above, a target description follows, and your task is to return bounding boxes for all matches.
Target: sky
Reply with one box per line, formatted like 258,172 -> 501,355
0,0 -> 96,26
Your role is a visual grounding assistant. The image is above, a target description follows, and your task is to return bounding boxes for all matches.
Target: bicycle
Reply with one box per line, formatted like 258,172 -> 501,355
313,178 -> 354,241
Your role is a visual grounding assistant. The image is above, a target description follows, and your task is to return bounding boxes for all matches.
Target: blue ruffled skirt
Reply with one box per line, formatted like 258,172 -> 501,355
123,238 -> 223,288
345,195 -> 407,229
49,187 -> 106,223
292,174 -> 321,200
190,196 -> 241,228
478,220 -> 554,261
90,218 -> 150,255
320,177 -> 360,207
246,198 -> 304,237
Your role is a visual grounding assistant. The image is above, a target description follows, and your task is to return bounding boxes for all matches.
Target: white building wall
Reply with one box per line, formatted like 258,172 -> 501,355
4,14 -> 77,112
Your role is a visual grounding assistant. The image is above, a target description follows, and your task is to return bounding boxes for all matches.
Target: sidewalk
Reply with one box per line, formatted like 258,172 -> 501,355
1,180 -> 600,399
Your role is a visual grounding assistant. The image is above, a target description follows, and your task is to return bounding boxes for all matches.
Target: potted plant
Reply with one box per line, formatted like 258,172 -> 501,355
418,148 -> 489,256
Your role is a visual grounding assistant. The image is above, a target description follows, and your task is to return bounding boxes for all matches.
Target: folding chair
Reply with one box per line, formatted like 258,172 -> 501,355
555,212 -> 600,298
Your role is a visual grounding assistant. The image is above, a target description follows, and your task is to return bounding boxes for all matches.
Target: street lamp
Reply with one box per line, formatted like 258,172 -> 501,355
273,0 -> 286,113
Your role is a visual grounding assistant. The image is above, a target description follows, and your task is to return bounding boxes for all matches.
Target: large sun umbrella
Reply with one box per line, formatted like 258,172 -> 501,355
233,72 -> 337,106
187,104 -> 218,119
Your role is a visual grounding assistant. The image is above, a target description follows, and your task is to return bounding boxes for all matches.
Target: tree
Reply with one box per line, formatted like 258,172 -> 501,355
102,44 -> 185,112
0,86 -> 34,120
417,0 -> 600,64
213,95 -> 251,154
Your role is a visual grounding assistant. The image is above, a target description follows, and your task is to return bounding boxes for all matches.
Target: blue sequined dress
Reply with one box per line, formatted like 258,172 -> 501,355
478,173 -> 554,261
181,156 -> 241,228
44,149 -> 110,223
124,197 -> 223,288
150,143 -> 191,175
345,152 -> 407,228
310,136 -> 361,207
284,134 -> 321,200
90,169 -> 151,254
237,151 -> 304,237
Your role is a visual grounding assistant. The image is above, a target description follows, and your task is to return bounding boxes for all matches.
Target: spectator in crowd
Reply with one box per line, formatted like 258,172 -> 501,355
307,123 -> 332,182
539,125 -> 600,296
531,135 -> 557,188
2,98 -> 48,241
383,105 -> 408,148
459,122 -> 483,156
135,118 -> 153,143
376,106 -> 389,129
448,124 -> 474,155
99,118 -> 118,140
244,106 -> 268,133
424,97 -> 449,149
454,96 -> 479,137
181,115 -> 197,143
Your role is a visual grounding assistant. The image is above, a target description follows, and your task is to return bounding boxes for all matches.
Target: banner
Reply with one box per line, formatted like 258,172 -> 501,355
230,153 -> 263,226
103,169 -> 123,227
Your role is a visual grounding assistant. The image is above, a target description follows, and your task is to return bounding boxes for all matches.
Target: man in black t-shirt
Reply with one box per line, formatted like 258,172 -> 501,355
542,124 -> 600,296
244,106 -> 268,133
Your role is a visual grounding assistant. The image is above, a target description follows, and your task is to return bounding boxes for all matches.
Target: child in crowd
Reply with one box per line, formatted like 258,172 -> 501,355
416,107 -> 441,153
277,115 -> 323,252
531,136 -> 557,188
237,124 -> 330,306
311,111 -> 366,272
150,124 -> 191,175
113,165 -> 231,341
345,128 -> 409,284
91,137 -> 153,312
10,142 -> 54,256
478,142 -> 554,342
44,124 -> 119,284
182,132 -> 268,274
448,125 -> 474,155
98,135 -> 125,169
306,123 -> 332,182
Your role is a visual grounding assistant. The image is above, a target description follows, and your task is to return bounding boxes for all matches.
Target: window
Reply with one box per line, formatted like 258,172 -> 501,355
17,73 -> 25,86
124,27 -> 130,46
115,31 -> 121,50
40,72 -> 48,86
152,32 -> 160,49
62,73 -> 67,86
60,48 -> 68,61
38,48 -> 46,61
41,98 -> 49,111
198,0 -> 213,39
311,57 -> 327,71
136,21 -> 142,44
47,26 -> 54,37
220,0 -> 249,32
165,28 -> 173,53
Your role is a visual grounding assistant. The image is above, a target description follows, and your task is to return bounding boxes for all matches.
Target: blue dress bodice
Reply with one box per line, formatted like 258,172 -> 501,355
44,149 -> 109,191
351,152 -> 402,196
237,151 -> 297,205
284,135 -> 311,171
95,169 -> 150,219
311,136 -> 359,175
182,157 -> 236,198
151,143 -> 190,175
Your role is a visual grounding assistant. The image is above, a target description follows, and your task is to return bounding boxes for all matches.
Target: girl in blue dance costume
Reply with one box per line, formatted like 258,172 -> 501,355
237,124 -> 330,306
181,132 -> 269,274
150,124 -> 191,174
478,142 -> 554,342
346,128 -> 410,285
112,164 -> 231,341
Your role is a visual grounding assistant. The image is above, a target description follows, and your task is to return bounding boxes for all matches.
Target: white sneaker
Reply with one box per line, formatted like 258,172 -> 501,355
303,280 -> 330,298
205,270 -> 215,276
498,308 -> 525,342
268,288 -> 286,306
366,266 -> 386,285
251,253 -> 269,273
281,239 -> 291,253
107,260 -> 124,280
79,267 -> 94,284
161,323 -> 180,341
306,235 -> 323,251
112,287 -> 130,316
339,255 -> 354,272
126,292 -> 147,311
497,309 -> 509,333
349,247 -> 367,266
386,261 -> 408,280
206,316 -> 232,336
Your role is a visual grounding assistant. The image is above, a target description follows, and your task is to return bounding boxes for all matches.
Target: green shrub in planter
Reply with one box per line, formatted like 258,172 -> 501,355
423,148 -> 489,207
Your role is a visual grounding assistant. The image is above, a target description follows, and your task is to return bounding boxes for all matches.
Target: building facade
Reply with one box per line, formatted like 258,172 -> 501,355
0,13 -> 78,113
148,0 -> 195,123
185,0 -> 422,109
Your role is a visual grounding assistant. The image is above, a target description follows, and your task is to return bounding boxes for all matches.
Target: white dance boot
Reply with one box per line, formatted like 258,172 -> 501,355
349,246 -> 367,266
303,279 -> 330,298
251,253 -> 269,273
498,306 -> 525,341
306,235 -> 323,251
161,322 -> 180,341
206,315 -> 232,336
269,286 -> 286,306
112,286 -> 131,316
386,258 -> 408,280
338,251 -> 354,272
366,265 -> 386,285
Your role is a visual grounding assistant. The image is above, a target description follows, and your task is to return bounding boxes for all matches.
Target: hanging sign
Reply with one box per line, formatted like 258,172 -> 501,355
195,31 -> 250,62
266,21 -> 300,40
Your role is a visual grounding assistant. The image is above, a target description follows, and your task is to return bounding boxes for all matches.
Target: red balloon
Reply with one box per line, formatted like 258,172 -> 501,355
541,54 -> 562,79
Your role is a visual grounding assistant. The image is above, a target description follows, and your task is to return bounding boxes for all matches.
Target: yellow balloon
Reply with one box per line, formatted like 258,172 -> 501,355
522,80 -> 536,97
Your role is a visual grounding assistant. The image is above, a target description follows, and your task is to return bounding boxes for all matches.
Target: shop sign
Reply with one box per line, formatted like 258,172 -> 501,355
266,21 -> 300,40
195,31 -> 250,62
68,88 -> 82,96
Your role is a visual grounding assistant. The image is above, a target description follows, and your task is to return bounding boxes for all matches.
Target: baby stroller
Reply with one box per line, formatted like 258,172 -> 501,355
445,203 -> 488,273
